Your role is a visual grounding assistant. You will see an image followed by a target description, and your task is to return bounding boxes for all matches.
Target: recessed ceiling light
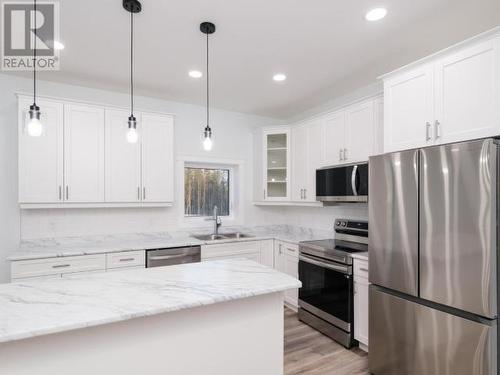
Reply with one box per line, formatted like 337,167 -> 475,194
189,70 -> 203,78
53,40 -> 65,50
273,73 -> 287,82
365,8 -> 387,21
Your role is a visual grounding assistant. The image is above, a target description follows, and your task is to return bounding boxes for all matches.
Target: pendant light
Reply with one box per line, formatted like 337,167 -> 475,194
123,0 -> 141,144
200,22 -> 216,151
27,0 -> 42,137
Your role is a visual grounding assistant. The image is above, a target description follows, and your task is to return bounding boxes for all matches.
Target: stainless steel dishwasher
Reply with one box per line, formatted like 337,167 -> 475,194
146,246 -> 201,268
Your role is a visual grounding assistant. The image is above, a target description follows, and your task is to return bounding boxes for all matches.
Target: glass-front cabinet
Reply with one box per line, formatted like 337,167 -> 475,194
263,128 -> 290,201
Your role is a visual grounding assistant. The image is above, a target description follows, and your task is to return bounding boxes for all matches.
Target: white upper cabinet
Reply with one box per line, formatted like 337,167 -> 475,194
18,97 -> 175,208
322,98 -> 382,167
105,109 -> 141,203
306,121 -> 323,202
141,112 -> 174,203
345,100 -> 375,163
384,33 -> 500,152
263,128 -> 291,201
18,98 -> 64,203
291,125 -> 309,201
434,39 -> 500,144
64,104 -> 105,203
323,112 -> 346,165
384,65 -> 434,152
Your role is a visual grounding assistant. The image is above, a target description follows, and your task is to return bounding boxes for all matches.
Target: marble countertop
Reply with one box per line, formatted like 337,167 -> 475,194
8,225 -> 334,261
0,259 -> 301,344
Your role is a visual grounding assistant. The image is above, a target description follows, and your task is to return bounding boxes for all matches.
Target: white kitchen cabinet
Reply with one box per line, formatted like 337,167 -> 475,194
201,241 -> 262,263
18,97 -> 64,203
274,241 -> 299,308
322,98 -> 382,167
64,104 -> 105,202
345,101 -> 375,163
353,258 -> 369,350
384,65 -> 434,152
434,38 -> 500,144
106,250 -> 145,269
323,111 -> 346,166
291,122 -> 322,203
291,125 -> 309,201
18,96 -> 175,208
141,112 -> 174,203
11,254 -> 106,280
263,128 -> 291,201
384,34 -> 500,152
105,109 -> 142,202
259,240 -> 274,268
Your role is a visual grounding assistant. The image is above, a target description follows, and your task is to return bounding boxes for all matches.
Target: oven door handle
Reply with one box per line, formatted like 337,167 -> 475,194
351,165 -> 358,196
299,254 -> 350,274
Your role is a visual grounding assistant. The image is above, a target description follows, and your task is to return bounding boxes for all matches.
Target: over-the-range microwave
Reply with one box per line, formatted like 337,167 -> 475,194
316,163 -> 368,203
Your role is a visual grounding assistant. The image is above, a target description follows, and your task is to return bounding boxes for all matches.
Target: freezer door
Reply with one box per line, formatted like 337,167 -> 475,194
369,150 -> 419,296
370,286 -> 497,375
420,139 -> 497,318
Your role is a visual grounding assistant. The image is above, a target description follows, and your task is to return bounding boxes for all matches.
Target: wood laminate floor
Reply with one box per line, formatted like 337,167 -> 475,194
284,308 -> 369,375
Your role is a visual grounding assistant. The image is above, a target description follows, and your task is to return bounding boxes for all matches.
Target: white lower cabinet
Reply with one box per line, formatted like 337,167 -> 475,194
201,241 -> 263,264
353,258 -> 369,350
11,254 -> 106,281
106,250 -> 145,269
10,252 -> 147,281
275,241 -> 299,309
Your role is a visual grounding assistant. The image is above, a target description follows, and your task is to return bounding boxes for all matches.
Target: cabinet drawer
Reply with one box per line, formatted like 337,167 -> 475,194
354,259 -> 369,279
106,250 -> 145,269
11,254 -> 106,280
280,242 -> 298,258
201,241 -> 261,260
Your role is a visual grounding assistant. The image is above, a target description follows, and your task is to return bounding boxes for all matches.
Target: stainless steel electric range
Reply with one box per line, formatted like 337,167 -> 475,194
298,219 -> 368,348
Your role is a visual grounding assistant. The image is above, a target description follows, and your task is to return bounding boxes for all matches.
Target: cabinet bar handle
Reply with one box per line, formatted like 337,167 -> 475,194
59,186 -> 62,201
344,148 -> 348,161
339,149 -> 343,161
119,258 -> 135,262
264,189 -> 266,199
52,264 -> 70,269
137,187 -> 140,200
426,122 -> 431,141
143,187 -> 146,200
359,267 -> 369,272
65,186 -> 69,200
304,189 -> 307,200
435,120 -> 441,140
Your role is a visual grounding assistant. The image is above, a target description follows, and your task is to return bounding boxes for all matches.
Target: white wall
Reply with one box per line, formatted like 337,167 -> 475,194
0,73 -> 286,282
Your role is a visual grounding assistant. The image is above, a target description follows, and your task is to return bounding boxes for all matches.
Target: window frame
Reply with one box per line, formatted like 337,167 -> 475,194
178,158 -> 243,228
183,166 -> 232,218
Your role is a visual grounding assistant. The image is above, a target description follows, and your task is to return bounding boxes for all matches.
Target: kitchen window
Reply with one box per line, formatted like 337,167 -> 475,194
184,167 -> 231,217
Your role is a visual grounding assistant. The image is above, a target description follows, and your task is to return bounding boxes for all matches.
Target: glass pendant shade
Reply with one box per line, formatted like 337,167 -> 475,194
27,104 -> 43,137
127,115 -> 138,143
203,126 -> 212,151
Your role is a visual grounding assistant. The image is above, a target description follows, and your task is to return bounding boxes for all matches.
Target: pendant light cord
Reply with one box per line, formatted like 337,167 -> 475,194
206,32 -> 209,128
33,0 -> 37,105
130,11 -> 134,117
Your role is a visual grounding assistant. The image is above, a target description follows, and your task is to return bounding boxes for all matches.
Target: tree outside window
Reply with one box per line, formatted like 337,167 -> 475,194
184,167 -> 230,217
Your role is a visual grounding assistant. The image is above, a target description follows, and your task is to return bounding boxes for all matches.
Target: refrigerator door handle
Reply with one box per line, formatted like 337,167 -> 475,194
351,165 -> 358,196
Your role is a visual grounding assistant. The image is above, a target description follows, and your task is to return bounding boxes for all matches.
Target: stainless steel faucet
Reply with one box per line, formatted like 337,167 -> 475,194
206,205 -> 222,235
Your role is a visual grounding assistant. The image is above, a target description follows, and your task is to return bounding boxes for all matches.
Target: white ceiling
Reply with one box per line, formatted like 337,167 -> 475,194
13,0 -> 500,119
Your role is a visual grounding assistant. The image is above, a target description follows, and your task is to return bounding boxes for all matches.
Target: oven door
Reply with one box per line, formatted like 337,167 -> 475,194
298,253 -> 353,332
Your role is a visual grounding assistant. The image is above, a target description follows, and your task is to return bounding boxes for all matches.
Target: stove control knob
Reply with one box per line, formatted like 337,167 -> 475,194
336,221 -> 341,226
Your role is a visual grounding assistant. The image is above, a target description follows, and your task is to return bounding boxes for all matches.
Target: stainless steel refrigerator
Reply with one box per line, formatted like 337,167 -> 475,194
369,139 -> 498,375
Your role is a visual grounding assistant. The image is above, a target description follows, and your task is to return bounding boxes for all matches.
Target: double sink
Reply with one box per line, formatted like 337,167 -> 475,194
191,232 -> 254,241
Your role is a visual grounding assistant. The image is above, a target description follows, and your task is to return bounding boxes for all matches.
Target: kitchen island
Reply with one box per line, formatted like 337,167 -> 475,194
0,259 -> 300,375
